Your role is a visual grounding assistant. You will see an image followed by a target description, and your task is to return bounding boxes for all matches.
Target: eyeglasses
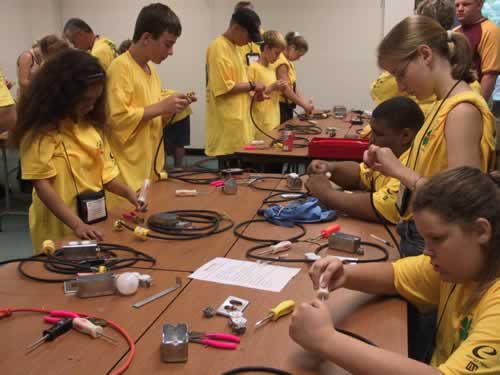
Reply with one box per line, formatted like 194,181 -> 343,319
393,59 -> 411,82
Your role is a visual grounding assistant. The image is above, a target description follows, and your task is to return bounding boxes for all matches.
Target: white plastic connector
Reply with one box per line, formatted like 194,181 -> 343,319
176,189 -> 198,197
317,274 -> 329,301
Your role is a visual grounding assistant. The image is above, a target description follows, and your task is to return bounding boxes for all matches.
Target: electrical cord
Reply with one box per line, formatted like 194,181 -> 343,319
117,209 -> 234,241
0,243 -> 156,283
248,176 -> 309,204
233,219 -> 306,243
0,307 -> 134,375
282,123 -> 322,135
167,169 -> 221,185
221,367 -> 292,375
250,94 -> 282,145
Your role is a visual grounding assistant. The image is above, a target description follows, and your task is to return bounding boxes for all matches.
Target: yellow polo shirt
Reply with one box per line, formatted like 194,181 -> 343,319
247,61 -> 281,139
91,36 -> 118,71
394,255 -> 500,375
106,51 -> 164,206
273,53 -> 296,104
359,149 -> 409,224
205,35 -> 253,156
0,67 -> 14,107
401,91 -> 495,220
20,120 -> 119,253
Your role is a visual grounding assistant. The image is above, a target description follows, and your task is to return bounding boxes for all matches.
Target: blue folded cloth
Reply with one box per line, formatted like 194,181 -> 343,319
262,197 -> 337,227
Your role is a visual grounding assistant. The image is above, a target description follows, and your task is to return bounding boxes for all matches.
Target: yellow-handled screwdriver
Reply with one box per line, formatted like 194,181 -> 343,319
255,300 -> 296,328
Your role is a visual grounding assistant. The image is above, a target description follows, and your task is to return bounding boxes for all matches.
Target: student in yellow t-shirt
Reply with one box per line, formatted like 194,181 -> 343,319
306,97 -> 424,224
274,32 -> 314,124
0,66 -> 16,133
63,18 -> 118,71
205,7 -> 265,157
10,50 -> 141,253
234,1 -> 262,69
364,16 -> 495,257
291,167 -> 500,375
247,30 -> 288,139
106,4 -> 194,205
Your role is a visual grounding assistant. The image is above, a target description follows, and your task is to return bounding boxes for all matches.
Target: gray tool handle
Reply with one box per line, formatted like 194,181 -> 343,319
132,280 -> 181,308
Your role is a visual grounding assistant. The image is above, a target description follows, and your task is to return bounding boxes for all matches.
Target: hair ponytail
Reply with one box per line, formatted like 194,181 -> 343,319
285,31 -> 308,53
448,31 -> 475,83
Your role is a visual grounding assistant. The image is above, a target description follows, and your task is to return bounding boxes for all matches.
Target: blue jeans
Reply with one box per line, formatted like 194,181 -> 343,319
397,220 -> 425,257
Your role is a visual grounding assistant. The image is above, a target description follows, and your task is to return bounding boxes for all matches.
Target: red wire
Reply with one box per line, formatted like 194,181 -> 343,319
0,307 -> 135,375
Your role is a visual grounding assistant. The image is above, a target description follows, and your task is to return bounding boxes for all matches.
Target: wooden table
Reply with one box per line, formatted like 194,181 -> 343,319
235,114 -> 368,165
0,173 -> 406,375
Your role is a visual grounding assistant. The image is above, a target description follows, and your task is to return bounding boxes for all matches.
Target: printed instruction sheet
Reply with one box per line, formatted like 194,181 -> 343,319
189,257 -> 301,292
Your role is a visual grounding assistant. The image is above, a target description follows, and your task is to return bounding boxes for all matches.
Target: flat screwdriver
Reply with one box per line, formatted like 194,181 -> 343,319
26,318 -> 73,354
255,300 -> 296,328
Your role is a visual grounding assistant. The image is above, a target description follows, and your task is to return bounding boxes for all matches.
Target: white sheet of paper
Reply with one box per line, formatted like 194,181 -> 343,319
189,257 -> 301,293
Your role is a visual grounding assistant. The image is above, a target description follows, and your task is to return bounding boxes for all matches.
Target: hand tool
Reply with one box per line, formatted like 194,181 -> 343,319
189,331 -> 240,349
72,317 -> 117,343
26,318 -> 73,354
257,241 -> 292,256
308,223 -> 341,242
317,274 -> 329,302
255,300 -> 296,328
132,277 -> 182,308
370,234 -> 393,248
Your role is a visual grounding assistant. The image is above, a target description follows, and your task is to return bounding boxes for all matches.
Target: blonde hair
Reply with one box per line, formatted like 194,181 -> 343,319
415,0 -> 455,30
378,16 -> 475,83
261,30 -> 286,51
39,34 -> 69,60
285,31 -> 308,53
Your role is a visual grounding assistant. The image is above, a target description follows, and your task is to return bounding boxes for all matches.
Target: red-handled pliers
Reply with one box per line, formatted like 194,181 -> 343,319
189,331 -> 240,350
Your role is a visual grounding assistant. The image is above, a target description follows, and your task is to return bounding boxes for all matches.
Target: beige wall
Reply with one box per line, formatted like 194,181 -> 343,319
3,0 -> 414,149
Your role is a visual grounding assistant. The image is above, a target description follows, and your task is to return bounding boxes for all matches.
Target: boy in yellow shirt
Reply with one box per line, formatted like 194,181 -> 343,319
105,3 -> 194,205
10,50 -> 140,253
307,96 -> 424,224
247,30 -> 288,139
205,7 -> 265,157
63,18 -> 118,71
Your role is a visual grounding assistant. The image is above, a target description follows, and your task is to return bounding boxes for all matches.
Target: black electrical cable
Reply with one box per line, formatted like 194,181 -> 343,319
282,123 -> 322,135
167,169 -> 221,185
233,219 -> 306,243
153,115 -> 175,180
314,241 -> 389,263
117,209 -> 234,241
262,191 -> 308,204
0,243 -> 156,283
250,94 -> 282,144
221,367 -> 292,375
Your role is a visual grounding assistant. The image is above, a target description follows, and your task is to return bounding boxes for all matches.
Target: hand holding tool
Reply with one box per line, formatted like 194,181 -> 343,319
255,300 -> 295,328
309,223 -> 341,241
26,318 -> 73,354
189,332 -> 240,349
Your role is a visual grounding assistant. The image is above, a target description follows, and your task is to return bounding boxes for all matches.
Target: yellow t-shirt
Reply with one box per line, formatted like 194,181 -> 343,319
401,90 -> 496,220
205,35 -> 253,156
393,255 -> 500,375
91,36 -> 118,71
362,74 -> 483,139
273,53 -> 296,104
359,149 -> 409,224
0,67 -> 14,107
20,120 -> 119,253
238,42 -> 261,68
247,61 -> 281,139
160,89 -> 192,125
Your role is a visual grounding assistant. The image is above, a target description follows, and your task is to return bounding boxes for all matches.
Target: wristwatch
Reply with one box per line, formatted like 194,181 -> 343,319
249,80 -> 256,91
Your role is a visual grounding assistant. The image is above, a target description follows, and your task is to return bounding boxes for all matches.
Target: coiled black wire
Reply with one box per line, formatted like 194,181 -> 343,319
233,219 -> 306,243
167,169 -> 221,185
0,243 -> 156,283
281,123 -> 322,135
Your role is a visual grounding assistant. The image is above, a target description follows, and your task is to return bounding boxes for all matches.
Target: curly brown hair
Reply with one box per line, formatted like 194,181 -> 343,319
11,49 -> 106,147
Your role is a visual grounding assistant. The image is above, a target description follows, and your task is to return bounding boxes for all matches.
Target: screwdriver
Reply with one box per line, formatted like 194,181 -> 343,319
26,318 -> 73,354
308,223 -> 341,242
255,300 -> 296,328
73,317 -> 117,344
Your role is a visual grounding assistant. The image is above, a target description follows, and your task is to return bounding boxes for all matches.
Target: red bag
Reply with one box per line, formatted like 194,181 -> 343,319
308,137 -> 369,161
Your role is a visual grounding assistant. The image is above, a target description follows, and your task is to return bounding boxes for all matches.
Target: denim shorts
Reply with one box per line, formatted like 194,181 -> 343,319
397,220 -> 425,257
164,116 -> 190,154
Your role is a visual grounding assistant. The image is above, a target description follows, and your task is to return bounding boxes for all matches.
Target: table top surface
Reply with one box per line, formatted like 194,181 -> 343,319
0,173 -> 406,375
236,113 -> 368,159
